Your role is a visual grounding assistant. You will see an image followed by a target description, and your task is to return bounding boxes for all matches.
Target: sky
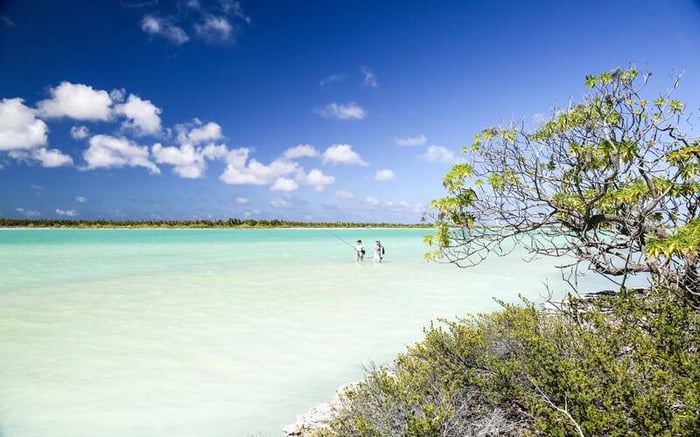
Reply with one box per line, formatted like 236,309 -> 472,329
2,0 -> 700,223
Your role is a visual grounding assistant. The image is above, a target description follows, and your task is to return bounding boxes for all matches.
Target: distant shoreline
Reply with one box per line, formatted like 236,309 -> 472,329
0,219 -> 431,230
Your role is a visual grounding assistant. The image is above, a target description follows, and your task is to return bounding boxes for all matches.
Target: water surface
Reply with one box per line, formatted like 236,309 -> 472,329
0,229 -> 586,436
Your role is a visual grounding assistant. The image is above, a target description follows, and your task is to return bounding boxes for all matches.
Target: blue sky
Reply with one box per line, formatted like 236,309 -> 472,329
2,0 -> 700,223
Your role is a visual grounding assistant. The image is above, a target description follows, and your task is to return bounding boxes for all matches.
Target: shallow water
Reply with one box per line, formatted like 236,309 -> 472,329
0,229 -> 599,436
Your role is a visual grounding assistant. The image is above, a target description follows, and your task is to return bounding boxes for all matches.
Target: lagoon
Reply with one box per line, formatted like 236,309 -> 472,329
0,229 -> 591,436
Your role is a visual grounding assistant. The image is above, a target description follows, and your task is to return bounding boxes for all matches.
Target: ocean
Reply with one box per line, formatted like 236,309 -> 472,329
0,228 -> 584,436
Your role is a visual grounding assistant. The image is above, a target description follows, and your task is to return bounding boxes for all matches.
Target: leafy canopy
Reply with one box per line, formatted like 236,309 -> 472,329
429,68 -> 700,303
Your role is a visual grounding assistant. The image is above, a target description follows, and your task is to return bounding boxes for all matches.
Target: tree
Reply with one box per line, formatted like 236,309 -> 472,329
428,68 -> 700,303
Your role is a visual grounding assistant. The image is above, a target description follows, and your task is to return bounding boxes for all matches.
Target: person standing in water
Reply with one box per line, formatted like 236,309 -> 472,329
355,240 -> 365,261
374,240 -> 384,263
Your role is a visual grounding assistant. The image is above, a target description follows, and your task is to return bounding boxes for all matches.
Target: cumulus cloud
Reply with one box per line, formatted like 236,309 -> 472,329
220,149 -> 302,186
270,177 -> 299,192
110,88 -> 126,103
201,143 -> 228,159
0,98 -> 48,150
317,102 -> 366,120
375,169 -> 395,181
83,134 -> 160,174
15,208 -> 40,217
234,196 -> 248,204
141,15 -> 189,44
70,126 -> 90,140
220,147 -> 335,192
114,94 -> 162,135
150,121 -> 225,178
394,134 -> 427,147
320,73 -> 345,87
422,145 -> 455,163
322,144 -> 367,166
75,196 -> 87,203
176,120 -> 223,146
283,144 -> 319,159
302,169 -> 335,191
56,209 -> 77,217
152,143 -> 205,178
187,121 -> 223,144
195,15 -> 233,42
8,147 -> 73,168
32,148 -> 74,168
361,67 -> 378,87
37,82 -> 112,121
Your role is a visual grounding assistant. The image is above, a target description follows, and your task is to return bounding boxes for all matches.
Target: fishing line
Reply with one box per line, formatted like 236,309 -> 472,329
323,229 -> 357,249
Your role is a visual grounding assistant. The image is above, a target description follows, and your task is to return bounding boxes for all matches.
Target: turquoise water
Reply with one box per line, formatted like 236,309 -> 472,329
0,229 -> 588,436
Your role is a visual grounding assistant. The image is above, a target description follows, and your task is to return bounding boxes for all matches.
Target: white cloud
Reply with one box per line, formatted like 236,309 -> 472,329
394,134 -> 427,147
70,125 -> 90,140
152,143 -> 204,178
224,147 -> 249,167
361,67 -> 378,87
151,143 -> 228,179
375,169 -> 395,181
270,177 -> 299,192
201,143 -> 227,159
175,120 -> 223,146
220,147 -> 336,192
269,198 -> 289,208
186,121 -> 223,144
322,144 -> 367,166
8,147 -> 73,168
234,196 -> 248,204
37,82 -> 112,121
195,15 -> 233,42
75,196 -> 87,203
317,102 -> 366,120
335,189 -> 355,199
364,196 -> 381,207
219,1 -> 250,23
141,15 -> 189,45
320,73 -> 345,87
15,208 -> 41,217
422,145 -> 455,163
114,94 -> 162,135
220,151 -> 302,185
283,144 -> 319,159
32,148 -> 74,168
150,120 -> 225,178
0,98 -> 48,150
110,88 -> 126,102
83,134 -> 160,174
56,209 -> 77,217
302,169 -> 335,191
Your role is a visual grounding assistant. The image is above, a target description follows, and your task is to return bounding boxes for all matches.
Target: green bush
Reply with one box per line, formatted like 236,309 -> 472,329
323,288 -> 700,436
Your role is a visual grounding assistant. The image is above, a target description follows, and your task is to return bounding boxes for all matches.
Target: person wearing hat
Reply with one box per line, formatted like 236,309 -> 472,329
355,240 -> 365,261
374,240 -> 384,263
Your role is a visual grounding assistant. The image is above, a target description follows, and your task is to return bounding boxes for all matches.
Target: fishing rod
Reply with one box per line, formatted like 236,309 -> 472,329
323,229 -> 357,250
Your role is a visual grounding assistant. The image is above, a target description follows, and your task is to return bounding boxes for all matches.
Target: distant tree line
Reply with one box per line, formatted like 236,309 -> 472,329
0,218 -> 431,229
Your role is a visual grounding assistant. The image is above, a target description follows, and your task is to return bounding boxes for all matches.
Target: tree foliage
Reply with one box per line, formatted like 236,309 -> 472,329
428,68 -> 700,303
